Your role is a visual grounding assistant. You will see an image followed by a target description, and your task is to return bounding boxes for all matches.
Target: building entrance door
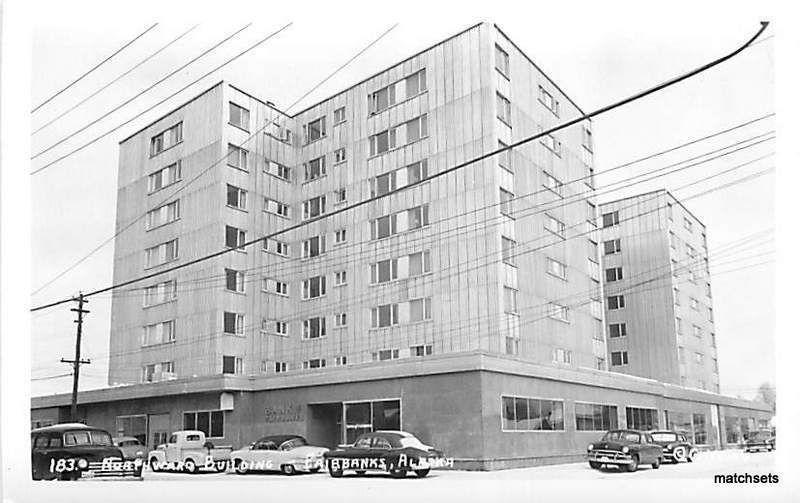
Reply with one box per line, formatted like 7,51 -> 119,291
147,413 -> 170,451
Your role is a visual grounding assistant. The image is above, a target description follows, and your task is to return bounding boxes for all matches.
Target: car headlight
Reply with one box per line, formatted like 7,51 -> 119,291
135,451 -> 144,457
77,458 -> 89,469
622,447 -> 629,454
587,444 -> 594,451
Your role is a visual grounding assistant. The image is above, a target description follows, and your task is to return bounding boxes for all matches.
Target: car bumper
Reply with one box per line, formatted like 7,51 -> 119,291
80,459 -> 143,478
588,451 -> 633,465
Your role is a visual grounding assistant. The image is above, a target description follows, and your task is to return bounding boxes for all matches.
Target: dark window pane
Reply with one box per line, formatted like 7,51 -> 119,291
210,411 -> 224,437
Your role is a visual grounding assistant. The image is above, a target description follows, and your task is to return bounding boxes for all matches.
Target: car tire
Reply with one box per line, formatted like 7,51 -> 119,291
625,455 -> 639,473
652,457 -> 661,469
328,466 -> 343,478
389,465 -> 407,478
673,446 -> 687,462
589,461 -> 601,470
234,460 -> 248,475
415,469 -> 430,478
149,458 -> 161,472
281,464 -> 296,475
183,458 -> 198,474
687,450 -> 697,463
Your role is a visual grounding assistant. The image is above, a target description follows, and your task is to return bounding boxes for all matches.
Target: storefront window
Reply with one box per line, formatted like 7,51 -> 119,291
344,400 -> 400,444
626,407 -> 658,430
692,413 -> 707,444
115,415 -> 147,445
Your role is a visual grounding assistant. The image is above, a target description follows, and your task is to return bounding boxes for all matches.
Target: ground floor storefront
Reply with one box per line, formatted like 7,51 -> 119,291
31,352 -> 772,470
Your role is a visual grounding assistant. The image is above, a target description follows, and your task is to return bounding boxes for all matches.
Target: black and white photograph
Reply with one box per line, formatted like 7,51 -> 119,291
1,0 -> 797,501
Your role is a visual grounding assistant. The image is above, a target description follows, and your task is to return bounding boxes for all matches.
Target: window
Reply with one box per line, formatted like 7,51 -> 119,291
368,70 -> 426,115
262,278 -> 288,296
334,270 -> 347,286
543,172 -> 563,196
143,279 -> 177,307
684,217 -> 693,232
335,356 -> 348,366
371,258 -> 398,284
265,160 -> 291,181
552,348 -> 572,364
672,259 -> 680,277
229,102 -> 250,130
712,358 -> 719,373
545,214 -> 566,237
694,352 -> 704,365
150,122 -> 182,156
548,303 -> 569,322
369,128 -> 396,155
274,362 -> 288,373
303,317 -> 326,339
334,147 -> 346,163
602,211 -> 620,228
331,229 -> 346,245
708,307 -> 714,322
687,244 -> 696,259
406,114 -> 428,143
538,85 -> 559,116
225,225 -> 246,249
675,317 -> 683,335
496,92 -> 511,124
582,125 -> 593,151
503,286 -> 518,313
575,403 -> 618,431
501,396 -> 564,431
263,198 -> 290,218
411,344 -> 433,357
183,410 -> 224,438
145,239 -> 178,268
302,235 -> 326,258
405,69 -> 427,96
626,407 -> 658,430
611,351 -> 629,366
371,214 -> 397,240
540,134 -> 562,156
333,106 -> 346,124
692,413 -> 707,444
145,200 -> 180,230
275,321 -> 288,336
607,295 -> 625,310
372,170 -> 397,196
605,267 -> 623,282
546,258 -> 567,280
227,144 -> 248,170
408,250 -> 431,277
706,282 -> 712,297
225,269 -> 245,293
371,303 -> 399,328
370,84 -> 396,115
673,287 -> 681,305
678,346 -> 686,363
222,355 -> 243,375
495,44 -> 510,77
334,188 -> 347,204
500,188 -> 514,217
693,325 -> 703,338
609,323 -> 627,338
303,359 -> 327,369
304,116 -> 326,143
302,275 -> 326,299
302,195 -> 326,220
497,140 -> 511,172
304,156 -> 326,181
408,297 -> 432,322
587,202 -> 597,225
373,349 -> 400,361
690,297 -> 699,311
407,205 -> 430,230
226,184 -> 246,210
263,238 -> 289,257
501,236 -> 516,266
142,320 -> 175,346
604,239 -> 621,255
505,337 -> 519,355
223,312 -> 245,335
711,332 -> 717,347
335,312 -> 347,327
669,231 -> 678,249
148,161 -> 181,193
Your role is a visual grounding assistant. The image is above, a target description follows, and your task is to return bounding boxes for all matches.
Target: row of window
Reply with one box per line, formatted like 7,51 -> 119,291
502,399 -> 659,432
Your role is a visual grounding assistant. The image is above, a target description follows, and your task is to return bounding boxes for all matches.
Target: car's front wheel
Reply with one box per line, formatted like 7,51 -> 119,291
673,446 -> 687,462
625,455 -> 639,472
183,458 -> 198,474
328,465 -> 343,478
589,461 -> 601,469
652,457 -> 661,469
388,464 -> 407,478
687,449 -> 697,462
149,458 -> 161,472
414,469 -> 430,478
234,459 -> 248,475
281,464 -> 296,475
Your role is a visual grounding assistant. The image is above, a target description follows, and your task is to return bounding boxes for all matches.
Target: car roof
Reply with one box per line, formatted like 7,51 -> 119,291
31,423 -> 107,434
606,429 -> 643,434
649,430 -> 680,435
113,436 -> 141,442
256,434 -> 304,444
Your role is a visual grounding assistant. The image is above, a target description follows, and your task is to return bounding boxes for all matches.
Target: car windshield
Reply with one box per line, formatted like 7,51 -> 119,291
603,431 -> 640,443
64,430 -> 113,446
398,437 -> 429,450
651,433 -> 678,442
280,437 -> 307,450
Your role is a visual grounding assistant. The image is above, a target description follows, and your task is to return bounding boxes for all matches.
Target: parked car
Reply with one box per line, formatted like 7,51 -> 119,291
230,434 -> 327,475
113,436 -> 146,462
31,423 -> 143,480
147,430 -> 233,473
648,430 -> 698,463
744,430 -> 775,453
587,429 -> 663,472
323,430 -> 449,478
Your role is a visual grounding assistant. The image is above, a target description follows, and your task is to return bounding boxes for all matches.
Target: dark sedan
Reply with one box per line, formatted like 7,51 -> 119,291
649,430 -> 698,463
323,431 -> 449,478
587,429 -> 663,472
32,423 -> 143,480
744,430 -> 775,453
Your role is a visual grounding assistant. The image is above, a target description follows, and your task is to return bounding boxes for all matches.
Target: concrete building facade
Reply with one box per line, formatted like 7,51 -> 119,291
599,190 -> 719,391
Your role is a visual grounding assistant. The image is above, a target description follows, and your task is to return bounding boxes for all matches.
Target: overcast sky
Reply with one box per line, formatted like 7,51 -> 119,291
29,0 -> 774,398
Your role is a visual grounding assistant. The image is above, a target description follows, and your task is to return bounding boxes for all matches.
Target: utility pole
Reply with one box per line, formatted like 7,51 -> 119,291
60,292 -> 90,422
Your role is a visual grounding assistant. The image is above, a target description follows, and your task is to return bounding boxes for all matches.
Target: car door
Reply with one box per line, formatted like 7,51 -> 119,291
259,441 -> 279,471
370,436 -> 393,467
643,434 -> 659,462
31,433 -> 52,479
164,434 -> 180,463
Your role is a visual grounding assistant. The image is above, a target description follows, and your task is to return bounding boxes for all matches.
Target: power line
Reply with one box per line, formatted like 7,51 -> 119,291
31,23 -> 253,161
31,23 -> 159,113
28,21 -> 769,313
30,21 -> 294,175
30,23 -> 399,295
32,25 -> 200,135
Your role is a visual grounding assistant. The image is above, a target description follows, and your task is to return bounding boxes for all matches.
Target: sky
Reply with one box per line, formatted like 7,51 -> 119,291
28,0 -> 775,398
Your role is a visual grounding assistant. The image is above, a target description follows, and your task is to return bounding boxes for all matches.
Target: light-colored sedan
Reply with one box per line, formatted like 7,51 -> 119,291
112,436 -> 146,462
230,435 -> 328,475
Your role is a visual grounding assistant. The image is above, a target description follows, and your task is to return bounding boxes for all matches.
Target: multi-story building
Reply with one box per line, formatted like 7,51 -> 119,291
33,23 -> 769,470
599,190 -> 719,392
108,21 -> 606,386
